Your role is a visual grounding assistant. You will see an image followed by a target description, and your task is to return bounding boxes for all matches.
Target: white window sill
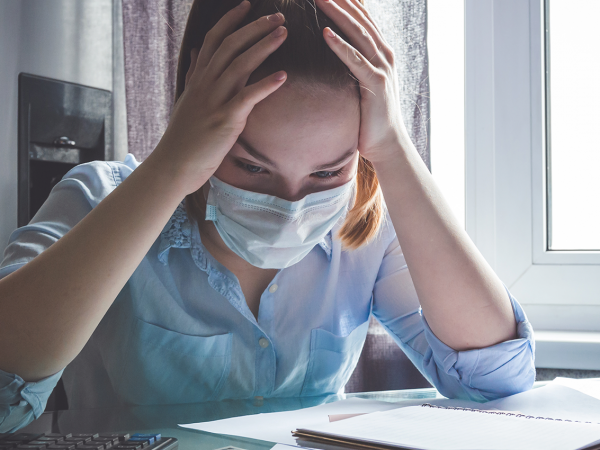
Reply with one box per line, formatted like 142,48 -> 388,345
535,331 -> 600,370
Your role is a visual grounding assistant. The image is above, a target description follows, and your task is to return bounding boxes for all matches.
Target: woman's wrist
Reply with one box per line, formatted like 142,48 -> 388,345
143,142 -> 213,200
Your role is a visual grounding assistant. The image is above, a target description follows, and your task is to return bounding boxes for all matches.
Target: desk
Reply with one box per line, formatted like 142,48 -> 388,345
18,385 -> 543,450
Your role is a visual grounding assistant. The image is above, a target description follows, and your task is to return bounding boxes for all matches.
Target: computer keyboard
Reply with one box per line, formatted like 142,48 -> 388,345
0,433 -> 177,450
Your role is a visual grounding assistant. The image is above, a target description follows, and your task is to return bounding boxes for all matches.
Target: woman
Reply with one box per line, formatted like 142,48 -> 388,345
0,0 -> 534,433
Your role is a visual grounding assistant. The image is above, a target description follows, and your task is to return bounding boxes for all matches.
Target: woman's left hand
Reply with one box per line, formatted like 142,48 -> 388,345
316,0 -> 409,164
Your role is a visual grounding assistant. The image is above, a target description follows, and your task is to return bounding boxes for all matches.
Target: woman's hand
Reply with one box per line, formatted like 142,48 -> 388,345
150,1 -> 288,196
315,0 -> 408,164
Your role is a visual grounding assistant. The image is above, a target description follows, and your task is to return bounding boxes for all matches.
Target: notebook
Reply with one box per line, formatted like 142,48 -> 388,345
292,403 -> 600,450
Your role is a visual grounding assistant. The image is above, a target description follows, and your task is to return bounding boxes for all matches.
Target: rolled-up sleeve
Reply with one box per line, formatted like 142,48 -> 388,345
372,233 -> 536,402
0,367 -> 65,433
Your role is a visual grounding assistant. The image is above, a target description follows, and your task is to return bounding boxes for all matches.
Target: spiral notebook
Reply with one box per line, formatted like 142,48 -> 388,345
292,403 -> 600,450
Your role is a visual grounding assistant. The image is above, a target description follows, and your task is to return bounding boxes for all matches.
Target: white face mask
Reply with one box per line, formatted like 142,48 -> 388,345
204,176 -> 357,269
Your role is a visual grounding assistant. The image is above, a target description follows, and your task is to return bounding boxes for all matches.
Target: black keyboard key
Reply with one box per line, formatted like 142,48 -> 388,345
16,446 -> 47,450
92,439 -> 117,446
90,440 -> 113,448
76,445 -> 103,450
60,441 -> 84,447
47,445 -> 76,450
27,443 -> 48,448
95,437 -> 123,444
71,437 -> 98,442
112,445 -> 141,450
65,438 -> 90,445
43,437 -> 71,441
33,440 -> 57,445
124,439 -> 148,448
85,443 -> 107,450
0,445 -> 17,449
10,435 -> 43,443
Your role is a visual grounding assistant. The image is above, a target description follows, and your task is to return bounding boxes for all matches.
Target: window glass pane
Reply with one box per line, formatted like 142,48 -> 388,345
548,0 -> 600,250
428,0 -> 465,229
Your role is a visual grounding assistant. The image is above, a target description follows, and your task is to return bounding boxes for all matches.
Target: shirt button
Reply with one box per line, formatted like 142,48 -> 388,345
259,337 -> 270,348
268,284 -> 278,293
254,396 -> 264,401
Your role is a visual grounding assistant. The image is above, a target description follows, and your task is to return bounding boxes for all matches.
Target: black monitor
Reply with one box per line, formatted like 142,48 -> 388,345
18,73 -> 112,227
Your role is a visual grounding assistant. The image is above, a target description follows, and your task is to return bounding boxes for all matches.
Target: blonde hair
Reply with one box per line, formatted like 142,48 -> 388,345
175,0 -> 385,250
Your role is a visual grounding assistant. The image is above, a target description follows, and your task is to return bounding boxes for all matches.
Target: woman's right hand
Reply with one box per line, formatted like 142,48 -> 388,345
150,0 -> 288,196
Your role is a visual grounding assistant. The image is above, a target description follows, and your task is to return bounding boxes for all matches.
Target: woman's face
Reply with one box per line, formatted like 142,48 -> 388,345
211,81 -> 361,202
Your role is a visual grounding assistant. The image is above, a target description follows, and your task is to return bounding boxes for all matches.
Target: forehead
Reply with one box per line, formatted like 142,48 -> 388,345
241,81 -> 360,163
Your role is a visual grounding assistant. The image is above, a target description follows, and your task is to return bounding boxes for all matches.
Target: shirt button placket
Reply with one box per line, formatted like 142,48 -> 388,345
255,332 -> 274,397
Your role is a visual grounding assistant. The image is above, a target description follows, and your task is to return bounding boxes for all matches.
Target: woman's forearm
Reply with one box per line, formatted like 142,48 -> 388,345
372,138 -> 517,351
0,149 -> 195,382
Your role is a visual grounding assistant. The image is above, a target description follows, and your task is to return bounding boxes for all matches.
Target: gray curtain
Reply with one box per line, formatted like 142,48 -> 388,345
121,0 -> 430,392
122,0 -> 193,161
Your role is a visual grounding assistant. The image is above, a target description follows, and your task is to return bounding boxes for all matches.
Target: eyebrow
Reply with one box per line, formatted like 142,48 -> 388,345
236,136 -> 356,172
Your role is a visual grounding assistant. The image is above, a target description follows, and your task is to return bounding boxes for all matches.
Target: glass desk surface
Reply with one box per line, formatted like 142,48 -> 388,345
19,383 -> 546,450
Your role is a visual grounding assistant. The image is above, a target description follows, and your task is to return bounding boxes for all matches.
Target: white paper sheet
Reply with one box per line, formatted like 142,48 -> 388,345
178,398 -> 401,445
551,377 -> 600,401
486,383 -> 600,422
298,405 -> 600,450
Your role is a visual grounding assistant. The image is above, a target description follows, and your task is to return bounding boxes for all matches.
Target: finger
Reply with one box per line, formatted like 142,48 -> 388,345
226,70 -> 287,120
323,27 -> 384,92
345,0 -> 385,38
205,13 -> 286,82
317,0 -> 394,66
315,0 -> 387,69
218,25 -> 288,100
195,0 -> 252,70
185,47 -> 200,90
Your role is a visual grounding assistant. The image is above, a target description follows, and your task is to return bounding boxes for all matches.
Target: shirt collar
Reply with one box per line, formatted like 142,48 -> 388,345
157,203 -> 333,265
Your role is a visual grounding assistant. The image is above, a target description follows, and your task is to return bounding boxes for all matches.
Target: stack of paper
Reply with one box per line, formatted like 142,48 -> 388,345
178,377 -> 600,449
293,403 -> 600,450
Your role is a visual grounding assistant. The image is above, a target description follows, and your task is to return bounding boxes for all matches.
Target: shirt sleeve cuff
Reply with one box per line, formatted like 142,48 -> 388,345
421,285 -> 536,401
0,366 -> 65,433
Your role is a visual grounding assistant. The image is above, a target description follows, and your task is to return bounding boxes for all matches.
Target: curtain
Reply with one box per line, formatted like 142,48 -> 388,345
121,0 -> 430,392
122,0 -> 194,161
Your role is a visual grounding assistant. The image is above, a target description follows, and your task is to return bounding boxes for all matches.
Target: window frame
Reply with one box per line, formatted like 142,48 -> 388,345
465,0 -> 600,345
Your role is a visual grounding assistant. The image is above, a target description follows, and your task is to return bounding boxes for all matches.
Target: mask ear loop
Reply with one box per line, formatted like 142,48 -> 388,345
202,181 -> 210,203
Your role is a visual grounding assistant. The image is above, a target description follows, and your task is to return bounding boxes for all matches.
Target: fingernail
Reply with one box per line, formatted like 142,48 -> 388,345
237,0 -> 249,9
326,28 -> 336,38
271,26 -> 285,37
274,71 -> 287,81
267,12 -> 284,21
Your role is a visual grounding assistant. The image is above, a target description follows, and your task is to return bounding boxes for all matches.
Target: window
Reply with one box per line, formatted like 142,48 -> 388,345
428,0 -> 465,229
465,0 -> 600,369
546,0 -> 600,251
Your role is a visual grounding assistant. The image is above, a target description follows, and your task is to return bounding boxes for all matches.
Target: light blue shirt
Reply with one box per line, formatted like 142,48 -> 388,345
0,154 -> 536,433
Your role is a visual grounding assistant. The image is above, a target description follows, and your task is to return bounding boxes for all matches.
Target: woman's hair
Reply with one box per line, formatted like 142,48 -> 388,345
175,0 -> 386,250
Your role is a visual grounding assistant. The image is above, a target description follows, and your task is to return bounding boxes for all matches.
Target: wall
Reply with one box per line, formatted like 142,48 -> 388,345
0,0 -> 127,252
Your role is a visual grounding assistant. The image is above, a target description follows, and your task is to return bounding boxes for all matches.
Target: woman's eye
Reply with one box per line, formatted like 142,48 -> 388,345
245,164 -> 263,173
235,160 -> 265,174
313,169 -> 344,179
